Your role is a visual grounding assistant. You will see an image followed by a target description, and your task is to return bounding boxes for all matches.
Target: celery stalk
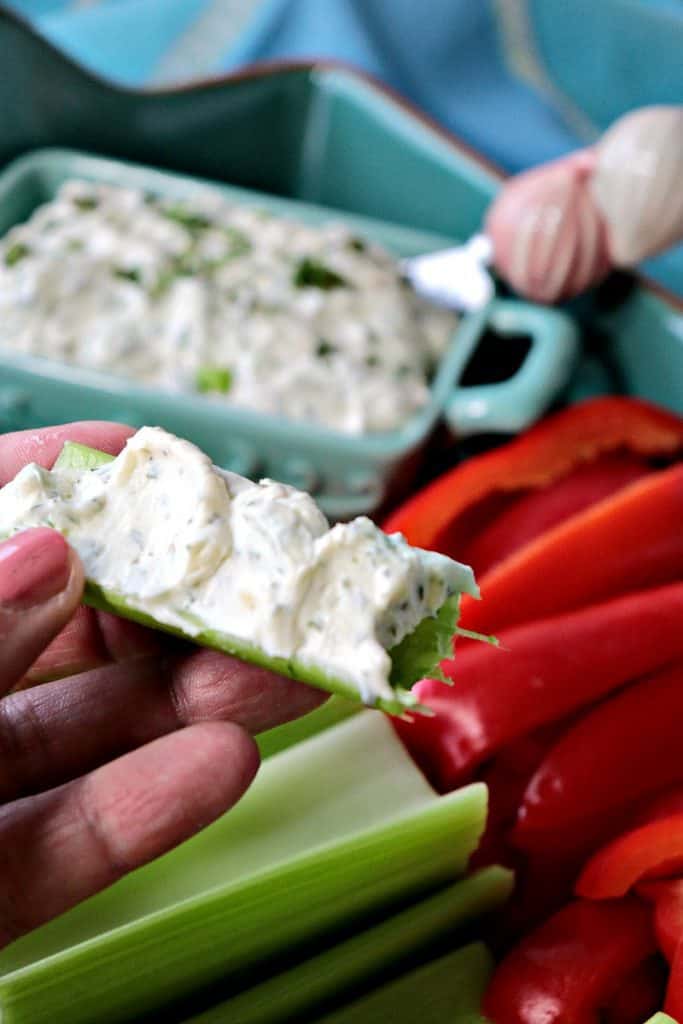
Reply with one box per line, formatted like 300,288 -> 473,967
257,695 -> 359,758
184,868 -> 510,1024
314,942 -> 494,1024
54,440 -> 113,470
641,1017 -> 678,1024
0,714 -> 488,1024
48,441 -> 474,715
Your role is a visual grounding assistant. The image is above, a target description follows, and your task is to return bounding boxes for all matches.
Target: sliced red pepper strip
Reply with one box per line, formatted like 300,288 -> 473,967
459,463 -> 683,635
390,695 -> 475,793
398,582 -> 683,791
581,789 -> 683,906
482,898 -> 656,1024
632,789 -> 683,828
639,880 -> 683,963
383,396 -> 683,553
513,662 -> 683,853
462,452 -> 651,576
470,724 -> 566,870
577,816 -> 683,900
665,941 -> 683,1021
499,850 -> 584,943
601,956 -> 667,1024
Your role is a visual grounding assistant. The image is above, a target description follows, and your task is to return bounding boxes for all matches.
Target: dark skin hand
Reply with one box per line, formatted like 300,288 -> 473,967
0,422 -> 325,949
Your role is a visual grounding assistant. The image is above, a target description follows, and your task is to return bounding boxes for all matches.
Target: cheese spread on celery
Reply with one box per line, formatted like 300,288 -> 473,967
0,427 -> 476,704
0,180 -> 458,435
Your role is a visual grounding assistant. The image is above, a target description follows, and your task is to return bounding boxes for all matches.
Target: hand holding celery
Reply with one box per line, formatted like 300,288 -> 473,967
0,421 -> 367,970
0,713 -> 494,1024
0,427 -> 484,714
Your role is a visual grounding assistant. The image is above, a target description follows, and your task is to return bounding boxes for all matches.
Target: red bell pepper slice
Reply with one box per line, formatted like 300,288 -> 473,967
462,452 -> 651,576
459,462 -> 683,635
601,956 -> 667,1024
577,816 -> 683,900
482,898 -> 656,1024
665,941 -> 683,1021
471,724 -> 567,870
639,880 -> 683,963
632,789 -> 683,827
579,788 -> 683,902
390,695 -> 474,793
513,662 -> 683,854
396,582 -> 683,791
384,397 -> 683,555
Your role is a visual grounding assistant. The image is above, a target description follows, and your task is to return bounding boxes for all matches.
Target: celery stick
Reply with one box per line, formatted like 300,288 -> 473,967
48,441 -> 474,716
185,868 -> 511,1024
2,714 -> 442,959
0,714 -> 487,1024
257,695 -> 359,758
53,440 -> 110,470
642,1017 -> 678,1024
314,942 -> 494,1024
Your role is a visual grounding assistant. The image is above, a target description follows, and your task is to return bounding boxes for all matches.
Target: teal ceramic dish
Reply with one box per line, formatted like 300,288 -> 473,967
0,147 -> 577,518
0,7 -> 679,427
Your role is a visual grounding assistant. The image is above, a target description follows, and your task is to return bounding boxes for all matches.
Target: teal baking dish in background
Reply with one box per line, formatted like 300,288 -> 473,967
0,147 -> 577,519
0,6 -> 679,426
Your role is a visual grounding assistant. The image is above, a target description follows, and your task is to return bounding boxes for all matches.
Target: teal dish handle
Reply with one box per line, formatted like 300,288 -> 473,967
445,299 -> 579,437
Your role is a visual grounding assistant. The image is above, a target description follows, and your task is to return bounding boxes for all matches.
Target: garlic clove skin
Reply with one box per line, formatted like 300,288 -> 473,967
590,105 -> 683,266
486,151 -> 611,303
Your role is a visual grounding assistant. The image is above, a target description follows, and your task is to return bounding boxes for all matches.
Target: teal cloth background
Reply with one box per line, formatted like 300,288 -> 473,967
3,0 -> 682,293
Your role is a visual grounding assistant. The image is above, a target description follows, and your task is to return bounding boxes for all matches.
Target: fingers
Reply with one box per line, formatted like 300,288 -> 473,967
19,606 -> 165,687
0,648 -> 326,802
0,421 -> 165,684
0,529 -> 84,693
169,648 -> 328,735
0,722 -> 258,947
0,421 -> 134,485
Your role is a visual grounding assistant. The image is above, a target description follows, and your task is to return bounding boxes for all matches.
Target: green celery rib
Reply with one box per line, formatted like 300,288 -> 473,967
641,1017 -> 678,1024
313,942 -> 494,1024
2,715 -> 441,960
83,576 -> 431,715
184,868 -> 511,1024
51,441 -> 467,716
53,441 -> 115,470
257,695 -> 359,758
0,714 -> 488,1024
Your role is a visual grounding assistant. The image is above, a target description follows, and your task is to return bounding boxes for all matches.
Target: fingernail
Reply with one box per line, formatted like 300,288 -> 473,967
0,528 -> 71,609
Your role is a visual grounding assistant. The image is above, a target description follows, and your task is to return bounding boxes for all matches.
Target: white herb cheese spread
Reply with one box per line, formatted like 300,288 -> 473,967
0,180 -> 458,435
0,427 -> 477,704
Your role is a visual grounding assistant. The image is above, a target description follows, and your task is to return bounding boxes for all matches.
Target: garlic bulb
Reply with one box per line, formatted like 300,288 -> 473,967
486,152 -> 611,303
590,105 -> 683,266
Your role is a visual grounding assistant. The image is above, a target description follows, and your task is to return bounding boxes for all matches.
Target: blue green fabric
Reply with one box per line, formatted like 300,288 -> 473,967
3,0 -> 682,293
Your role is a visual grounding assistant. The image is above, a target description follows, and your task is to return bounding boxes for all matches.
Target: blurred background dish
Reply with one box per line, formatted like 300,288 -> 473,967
0,144 -> 578,519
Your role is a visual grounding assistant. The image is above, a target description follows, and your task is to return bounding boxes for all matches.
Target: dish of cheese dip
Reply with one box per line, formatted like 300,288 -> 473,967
0,180 -> 458,436
0,427 -> 477,707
